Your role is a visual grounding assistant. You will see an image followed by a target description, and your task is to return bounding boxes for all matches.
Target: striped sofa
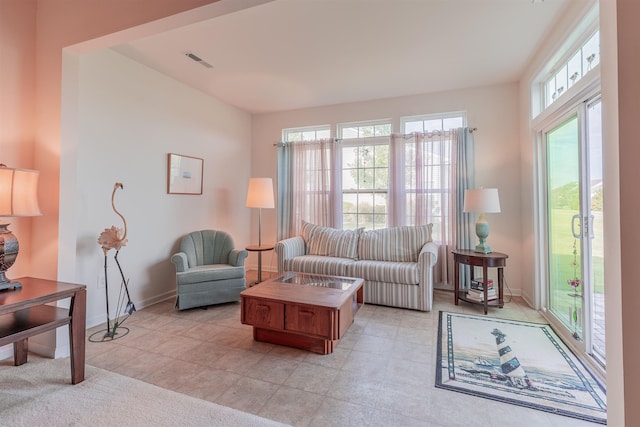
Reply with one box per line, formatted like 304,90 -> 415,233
275,222 -> 437,311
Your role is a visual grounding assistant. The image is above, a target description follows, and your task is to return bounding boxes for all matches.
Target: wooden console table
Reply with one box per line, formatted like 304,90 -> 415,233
0,277 -> 86,384
452,249 -> 508,314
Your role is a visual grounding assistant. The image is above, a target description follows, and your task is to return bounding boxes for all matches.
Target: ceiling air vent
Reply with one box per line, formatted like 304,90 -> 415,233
184,52 -> 213,69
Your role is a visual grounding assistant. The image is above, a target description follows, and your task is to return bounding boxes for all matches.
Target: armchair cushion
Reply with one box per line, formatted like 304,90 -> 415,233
176,264 -> 245,286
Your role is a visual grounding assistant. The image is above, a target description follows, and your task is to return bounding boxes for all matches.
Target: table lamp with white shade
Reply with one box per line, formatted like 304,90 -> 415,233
463,188 -> 501,254
0,164 -> 42,290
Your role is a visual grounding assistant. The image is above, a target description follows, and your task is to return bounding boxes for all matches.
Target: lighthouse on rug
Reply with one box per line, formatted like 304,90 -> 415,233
491,328 -> 535,389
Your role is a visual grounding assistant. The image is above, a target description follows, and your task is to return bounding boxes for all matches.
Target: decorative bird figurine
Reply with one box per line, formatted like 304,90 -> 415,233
98,182 -> 128,254
97,182 -> 135,340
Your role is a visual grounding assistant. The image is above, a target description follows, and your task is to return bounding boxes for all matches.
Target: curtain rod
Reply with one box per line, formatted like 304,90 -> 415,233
273,127 -> 477,146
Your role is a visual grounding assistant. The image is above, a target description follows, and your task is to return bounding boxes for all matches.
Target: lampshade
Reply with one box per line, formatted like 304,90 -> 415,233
0,164 -> 42,291
0,166 -> 42,217
246,178 -> 274,209
463,188 -> 501,214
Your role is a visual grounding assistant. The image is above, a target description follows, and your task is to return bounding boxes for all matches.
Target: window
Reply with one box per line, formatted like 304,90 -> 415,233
279,113 -> 466,237
279,112 -> 472,286
338,121 -> 392,230
402,113 -> 464,134
544,30 -> 600,109
282,125 -> 331,142
401,113 -> 465,240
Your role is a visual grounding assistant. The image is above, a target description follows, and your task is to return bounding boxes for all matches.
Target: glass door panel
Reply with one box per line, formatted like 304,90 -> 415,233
587,99 -> 605,364
543,96 -> 605,369
546,116 -> 584,341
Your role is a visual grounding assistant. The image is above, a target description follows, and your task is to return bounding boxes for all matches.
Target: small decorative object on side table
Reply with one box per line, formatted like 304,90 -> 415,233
246,244 -> 275,286
452,249 -> 508,314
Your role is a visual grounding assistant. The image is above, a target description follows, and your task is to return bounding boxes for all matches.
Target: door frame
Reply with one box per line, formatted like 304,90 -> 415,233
532,84 -> 605,377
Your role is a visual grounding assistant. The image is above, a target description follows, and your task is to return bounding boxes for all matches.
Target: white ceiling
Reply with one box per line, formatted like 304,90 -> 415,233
113,0 -> 571,114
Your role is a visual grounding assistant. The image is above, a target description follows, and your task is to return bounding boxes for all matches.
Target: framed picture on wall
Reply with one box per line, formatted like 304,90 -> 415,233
167,153 -> 203,195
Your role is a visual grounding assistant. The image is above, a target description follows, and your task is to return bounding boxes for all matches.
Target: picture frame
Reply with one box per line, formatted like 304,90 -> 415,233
167,153 -> 203,195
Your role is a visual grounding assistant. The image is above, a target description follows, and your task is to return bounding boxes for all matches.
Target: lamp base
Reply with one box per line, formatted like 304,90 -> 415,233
474,216 -> 493,254
0,272 -> 22,291
0,223 -> 21,291
474,243 -> 493,254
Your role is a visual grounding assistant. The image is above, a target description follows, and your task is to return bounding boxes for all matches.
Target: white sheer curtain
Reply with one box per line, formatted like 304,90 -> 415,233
277,139 -> 339,240
391,128 -> 475,286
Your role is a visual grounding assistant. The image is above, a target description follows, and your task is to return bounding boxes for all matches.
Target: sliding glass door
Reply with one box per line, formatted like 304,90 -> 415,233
543,96 -> 605,368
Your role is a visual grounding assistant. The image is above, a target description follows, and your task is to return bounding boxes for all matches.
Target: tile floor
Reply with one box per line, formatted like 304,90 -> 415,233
85,272 -> 604,427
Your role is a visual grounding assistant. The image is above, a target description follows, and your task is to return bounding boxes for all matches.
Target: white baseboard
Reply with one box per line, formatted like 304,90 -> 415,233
0,289 -> 180,363
245,264 -> 278,273
86,289 -> 176,329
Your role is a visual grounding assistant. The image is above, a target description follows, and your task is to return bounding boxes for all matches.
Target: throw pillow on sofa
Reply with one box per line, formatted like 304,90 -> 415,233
300,220 -> 320,245
358,224 -> 433,262
300,220 -> 362,260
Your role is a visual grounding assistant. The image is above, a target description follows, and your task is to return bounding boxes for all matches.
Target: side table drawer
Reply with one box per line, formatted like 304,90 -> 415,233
243,298 -> 284,329
456,255 -> 481,266
285,304 -> 332,338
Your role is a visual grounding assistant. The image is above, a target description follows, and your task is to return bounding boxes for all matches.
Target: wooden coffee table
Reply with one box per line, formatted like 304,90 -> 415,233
240,272 -> 364,354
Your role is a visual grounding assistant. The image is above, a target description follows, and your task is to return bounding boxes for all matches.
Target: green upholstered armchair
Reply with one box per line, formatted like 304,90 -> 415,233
171,230 -> 248,310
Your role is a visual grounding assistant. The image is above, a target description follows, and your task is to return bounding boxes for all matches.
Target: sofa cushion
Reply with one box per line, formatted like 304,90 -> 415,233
358,224 -> 433,262
347,260 -> 419,285
284,255 -> 354,277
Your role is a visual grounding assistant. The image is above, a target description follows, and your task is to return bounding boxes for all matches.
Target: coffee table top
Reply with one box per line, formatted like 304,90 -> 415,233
240,272 -> 364,309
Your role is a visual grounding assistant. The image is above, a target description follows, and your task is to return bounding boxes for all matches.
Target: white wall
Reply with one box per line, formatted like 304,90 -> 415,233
63,48 -> 252,328
251,83 -> 523,294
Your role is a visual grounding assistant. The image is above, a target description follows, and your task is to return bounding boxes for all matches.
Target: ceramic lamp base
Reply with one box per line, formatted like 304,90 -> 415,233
0,223 -> 21,291
474,216 -> 493,254
474,243 -> 493,254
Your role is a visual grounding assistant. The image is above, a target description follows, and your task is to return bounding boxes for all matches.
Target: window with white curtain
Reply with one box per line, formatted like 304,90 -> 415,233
279,112 -> 467,236
278,113 -> 472,286
400,114 -> 465,238
338,120 -> 392,230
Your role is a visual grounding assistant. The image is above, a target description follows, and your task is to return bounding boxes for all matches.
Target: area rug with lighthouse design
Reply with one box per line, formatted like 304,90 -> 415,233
436,311 -> 607,424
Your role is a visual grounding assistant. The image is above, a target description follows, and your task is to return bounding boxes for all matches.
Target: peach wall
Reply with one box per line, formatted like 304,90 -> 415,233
0,0 -> 37,279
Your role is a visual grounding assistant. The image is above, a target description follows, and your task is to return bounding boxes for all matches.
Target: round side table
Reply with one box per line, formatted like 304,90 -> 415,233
246,244 -> 274,286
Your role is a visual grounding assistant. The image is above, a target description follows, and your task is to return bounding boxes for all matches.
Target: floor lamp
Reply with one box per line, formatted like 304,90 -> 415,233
246,178 -> 274,283
0,165 -> 42,291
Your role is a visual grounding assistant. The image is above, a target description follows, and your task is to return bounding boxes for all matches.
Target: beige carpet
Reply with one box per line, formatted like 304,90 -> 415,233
0,356 -> 288,427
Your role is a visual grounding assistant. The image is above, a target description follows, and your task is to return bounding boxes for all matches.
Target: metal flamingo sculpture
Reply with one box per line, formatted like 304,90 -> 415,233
98,182 -> 128,253
97,182 -> 135,339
